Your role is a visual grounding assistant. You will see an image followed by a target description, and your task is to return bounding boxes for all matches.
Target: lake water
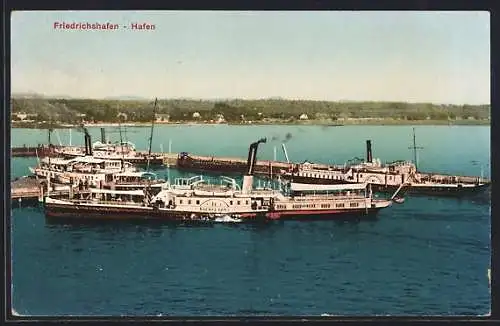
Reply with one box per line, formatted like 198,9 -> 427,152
10,125 -> 491,316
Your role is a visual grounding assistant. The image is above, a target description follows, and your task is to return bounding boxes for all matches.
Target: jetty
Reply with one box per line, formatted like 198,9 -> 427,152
12,177 -> 42,198
12,144 -> 61,157
11,176 -> 76,207
175,151 -> 294,176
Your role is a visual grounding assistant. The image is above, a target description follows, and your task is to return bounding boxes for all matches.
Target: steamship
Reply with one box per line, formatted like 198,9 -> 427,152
30,156 -> 136,185
30,130 -> 137,186
44,138 -> 407,222
282,137 -> 490,196
31,130 -> 169,196
55,128 -> 164,167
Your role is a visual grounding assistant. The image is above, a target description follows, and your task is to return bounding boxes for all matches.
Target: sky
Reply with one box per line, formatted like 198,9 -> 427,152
11,11 -> 490,105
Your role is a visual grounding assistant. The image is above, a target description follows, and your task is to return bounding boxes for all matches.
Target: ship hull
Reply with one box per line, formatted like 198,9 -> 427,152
284,175 -> 490,197
44,202 -> 384,222
266,208 -> 383,220
371,183 -> 490,196
44,202 -> 265,222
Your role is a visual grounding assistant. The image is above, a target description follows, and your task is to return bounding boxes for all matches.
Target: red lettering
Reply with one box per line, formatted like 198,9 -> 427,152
131,23 -> 155,30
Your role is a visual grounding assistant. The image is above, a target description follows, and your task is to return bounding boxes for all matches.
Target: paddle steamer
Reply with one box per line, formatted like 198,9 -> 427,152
55,128 -> 164,167
282,132 -> 490,196
44,138 -> 407,222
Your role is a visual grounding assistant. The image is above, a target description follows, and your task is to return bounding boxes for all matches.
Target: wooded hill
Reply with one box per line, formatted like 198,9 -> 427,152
10,97 -> 490,124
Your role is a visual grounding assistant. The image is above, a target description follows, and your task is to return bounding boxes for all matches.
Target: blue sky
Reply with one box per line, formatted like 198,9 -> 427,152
11,11 -> 490,104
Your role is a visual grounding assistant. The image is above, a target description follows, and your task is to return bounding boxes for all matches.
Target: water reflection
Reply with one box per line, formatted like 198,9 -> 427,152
44,213 -> 381,235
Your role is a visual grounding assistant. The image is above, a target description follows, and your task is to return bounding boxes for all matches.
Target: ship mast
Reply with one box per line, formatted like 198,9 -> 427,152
47,115 -> 54,167
146,98 -> 158,171
47,129 -> 52,166
408,127 -> 424,171
118,116 -> 125,172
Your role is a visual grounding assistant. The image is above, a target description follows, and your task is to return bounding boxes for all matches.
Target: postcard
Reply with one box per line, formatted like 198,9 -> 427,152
9,10 -> 491,318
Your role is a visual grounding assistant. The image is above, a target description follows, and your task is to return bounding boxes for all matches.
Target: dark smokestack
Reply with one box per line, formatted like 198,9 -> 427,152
100,128 -> 106,143
84,134 -> 90,156
83,129 -> 92,156
366,140 -> 372,163
245,138 -> 267,175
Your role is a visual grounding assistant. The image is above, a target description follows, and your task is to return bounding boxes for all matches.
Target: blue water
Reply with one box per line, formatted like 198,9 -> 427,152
10,125 -> 491,316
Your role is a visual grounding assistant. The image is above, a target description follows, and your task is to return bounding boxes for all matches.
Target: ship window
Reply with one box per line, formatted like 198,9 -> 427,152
196,200 -> 200,205
230,200 -> 233,205
237,201 -> 241,205
245,200 -> 249,205
350,203 -> 358,207
336,203 -> 345,208
188,200 -> 192,205
180,200 -> 183,204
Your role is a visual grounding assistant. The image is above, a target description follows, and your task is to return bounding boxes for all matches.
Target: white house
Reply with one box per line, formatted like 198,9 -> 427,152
16,112 -> 28,120
299,113 -> 309,120
117,112 -> 128,120
216,114 -> 225,123
13,112 -> 38,121
192,112 -> 201,119
155,113 -> 170,122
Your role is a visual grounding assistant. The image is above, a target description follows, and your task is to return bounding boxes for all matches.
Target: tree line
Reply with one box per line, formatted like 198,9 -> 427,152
10,97 -> 490,124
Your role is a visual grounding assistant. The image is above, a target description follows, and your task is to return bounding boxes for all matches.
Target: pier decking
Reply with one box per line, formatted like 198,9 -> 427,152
11,177 -> 75,207
12,144 -> 60,157
12,177 -> 43,199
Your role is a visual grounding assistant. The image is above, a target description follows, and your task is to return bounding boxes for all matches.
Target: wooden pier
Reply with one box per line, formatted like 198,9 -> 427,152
12,144 -> 61,157
12,177 -> 42,198
11,177 -> 42,207
11,177 -> 75,207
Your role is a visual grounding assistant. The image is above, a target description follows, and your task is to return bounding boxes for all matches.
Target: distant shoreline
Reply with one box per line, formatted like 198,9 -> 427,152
10,119 -> 490,129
